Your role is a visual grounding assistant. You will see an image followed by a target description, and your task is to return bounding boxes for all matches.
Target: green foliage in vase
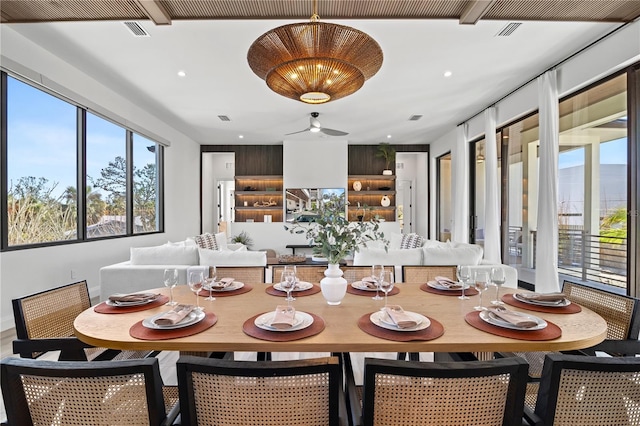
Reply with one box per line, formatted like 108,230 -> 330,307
284,192 -> 387,264
231,230 -> 254,249
376,142 -> 396,171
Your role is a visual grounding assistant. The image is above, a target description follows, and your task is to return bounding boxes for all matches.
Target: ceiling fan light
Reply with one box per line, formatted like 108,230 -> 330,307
309,126 -> 322,133
248,20 -> 382,104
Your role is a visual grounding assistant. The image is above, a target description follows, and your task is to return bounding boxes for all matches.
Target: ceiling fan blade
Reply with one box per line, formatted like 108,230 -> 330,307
285,128 -> 310,135
320,128 -> 349,136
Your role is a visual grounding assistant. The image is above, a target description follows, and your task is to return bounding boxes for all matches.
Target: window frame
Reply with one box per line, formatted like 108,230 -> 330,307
0,70 -> 165,251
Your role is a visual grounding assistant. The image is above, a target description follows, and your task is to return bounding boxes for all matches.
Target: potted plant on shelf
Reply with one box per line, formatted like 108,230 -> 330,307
376,142 -> 396,175
285,192 -> 387,305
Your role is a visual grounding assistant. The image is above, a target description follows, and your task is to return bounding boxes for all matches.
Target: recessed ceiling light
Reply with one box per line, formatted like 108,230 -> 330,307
238,135 -> 244,139
444,70 -> 453,78
387,135 -> 392,139
177,70 -> 186,77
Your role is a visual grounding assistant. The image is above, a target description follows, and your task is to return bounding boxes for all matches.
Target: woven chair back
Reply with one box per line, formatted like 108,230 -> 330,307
272,265 -> 326,283
209,266 -> 265,283
177,356 -> 342,426
402,265 -> 457,283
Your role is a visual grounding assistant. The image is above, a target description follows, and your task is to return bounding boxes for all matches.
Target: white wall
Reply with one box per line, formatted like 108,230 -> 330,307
283,138 -> 348,188
202,152 -> 235,233
0,27 -> 201,331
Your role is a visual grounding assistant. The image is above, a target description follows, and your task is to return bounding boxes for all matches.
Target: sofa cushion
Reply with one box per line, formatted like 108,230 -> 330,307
422,242 -> 483,266
194,232 -> 219,250
214,232 -> 228,250
400,233 -> 425,249
198,248 -> 267,266
130,245 -> 198,265
353,247 -> 423,266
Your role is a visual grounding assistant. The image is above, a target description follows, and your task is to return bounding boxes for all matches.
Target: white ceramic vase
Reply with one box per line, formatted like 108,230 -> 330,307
320,264 -> 348,305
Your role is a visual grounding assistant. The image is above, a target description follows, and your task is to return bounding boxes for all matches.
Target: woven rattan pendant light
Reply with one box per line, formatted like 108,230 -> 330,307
247,0 -> 383,104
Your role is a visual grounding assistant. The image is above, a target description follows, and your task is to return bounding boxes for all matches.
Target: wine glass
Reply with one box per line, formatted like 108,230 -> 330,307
163,268 -> 178,306
371,265 -> 385,301
473,270 -> 489,311
490,267 -> 506,305
205,266 -> 217,301
378,270 -> 395,309
456,265 -> 471,300
188,270 -> 204,312
280,269 -> 296,305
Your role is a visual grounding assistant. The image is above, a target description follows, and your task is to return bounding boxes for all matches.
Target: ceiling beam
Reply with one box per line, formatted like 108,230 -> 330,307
459,0 -> 497,25
134,0 -> 172,25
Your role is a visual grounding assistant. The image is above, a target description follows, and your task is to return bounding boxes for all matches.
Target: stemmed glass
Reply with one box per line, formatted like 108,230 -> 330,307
280,269 -> 296,305
188,270 -> 205,312
163,268 -> 178,306
490,267 -> 506,305
378,270 -> 395,309
205,266 -> 217,301
456,265 -> 471,300
371,265 -> 385,301
473,270 -> 489,311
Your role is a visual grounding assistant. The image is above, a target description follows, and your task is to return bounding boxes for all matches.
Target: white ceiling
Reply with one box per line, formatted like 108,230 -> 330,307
5,18 -> 621,145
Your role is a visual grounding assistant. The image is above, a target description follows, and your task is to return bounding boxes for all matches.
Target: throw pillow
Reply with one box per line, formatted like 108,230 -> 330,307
214,232 -> 228,251
194,232 -> 219,251
400,233 -> 425,249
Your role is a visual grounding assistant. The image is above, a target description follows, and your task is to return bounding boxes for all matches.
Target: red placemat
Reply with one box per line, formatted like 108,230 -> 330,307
347,286 -> 400,297
198,283 -> 253,297
502,294 -> 582,314
129,312 -> 217,340
464,311 -> 561,341
357,312 -> 444,342
94,295 -> 169,314
243,312 -> 325,341
265,284 -> 321,297
420,283 -> 478,297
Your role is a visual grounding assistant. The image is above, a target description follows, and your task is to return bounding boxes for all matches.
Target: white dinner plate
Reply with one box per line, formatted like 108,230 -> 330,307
370,310 -> 430,332
351,281 -> 379,291
106,294 -> 158,307
513,293 -> 571,307
142,309 -> 206,330
426,281 -> 469,291
205,281 -> 245,292
273,281 -> 313,292
254,311 -> 313,332
479,310 -> 547,331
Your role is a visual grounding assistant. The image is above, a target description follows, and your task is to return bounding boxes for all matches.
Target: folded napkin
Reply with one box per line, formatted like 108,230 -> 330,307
270,305 -> 296,329
154,304 -> 194,326
383,305 -> 418,329
361,276 -> 378,289
434,276 -> 462,289
108,292 -> 158,303
211,277 -> 235,289
488,307 -> 538,328
518,292 -> 566,303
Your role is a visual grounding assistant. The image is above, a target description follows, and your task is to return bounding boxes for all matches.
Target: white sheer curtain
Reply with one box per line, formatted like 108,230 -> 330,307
536,70 -> 560,292
484,107 -> 501,263
452,123 -> 469,243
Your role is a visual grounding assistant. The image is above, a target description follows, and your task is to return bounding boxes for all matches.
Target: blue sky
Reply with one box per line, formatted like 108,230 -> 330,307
7,76 -> 155,199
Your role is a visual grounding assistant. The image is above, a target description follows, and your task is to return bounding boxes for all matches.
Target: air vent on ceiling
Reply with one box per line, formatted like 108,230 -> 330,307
218,115 -> 231,122
496,22 -> 522,37
409,115 -> 423,121
123,21 -> 150,37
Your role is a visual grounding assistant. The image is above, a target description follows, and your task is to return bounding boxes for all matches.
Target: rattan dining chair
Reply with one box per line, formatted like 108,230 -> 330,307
347,356 -> 529,426
1,357 -> 180,426
523,353 -> 640,426
176,355 -> 346,426
208,265 -> 265,283
401,265 -> 457,283
497,279 -> 640,411
272,264 -> 327,283
12,280 -> 152,361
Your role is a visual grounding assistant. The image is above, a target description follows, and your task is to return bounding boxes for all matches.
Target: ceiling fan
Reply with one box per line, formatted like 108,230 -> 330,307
285,112 -> 349,136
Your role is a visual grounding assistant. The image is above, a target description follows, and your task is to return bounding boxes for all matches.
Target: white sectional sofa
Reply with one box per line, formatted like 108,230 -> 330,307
99,237 -> 267,300
353,233 -> 518,288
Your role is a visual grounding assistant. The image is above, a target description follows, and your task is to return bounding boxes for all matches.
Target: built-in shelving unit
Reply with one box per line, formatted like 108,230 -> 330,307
234,175 -> 283,222
347,175 -> 396,222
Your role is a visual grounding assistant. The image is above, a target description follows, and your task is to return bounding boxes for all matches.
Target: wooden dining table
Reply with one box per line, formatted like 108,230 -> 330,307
74,282 -> 607,354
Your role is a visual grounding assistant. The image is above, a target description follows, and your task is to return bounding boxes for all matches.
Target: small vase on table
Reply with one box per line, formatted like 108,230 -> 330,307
320,264 -> 348,305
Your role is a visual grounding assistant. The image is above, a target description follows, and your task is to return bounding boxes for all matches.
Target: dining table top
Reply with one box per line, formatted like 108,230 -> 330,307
74,282 -> 607,354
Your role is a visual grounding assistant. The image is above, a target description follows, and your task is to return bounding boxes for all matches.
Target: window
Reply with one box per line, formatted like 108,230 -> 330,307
2,72 -> 164,249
